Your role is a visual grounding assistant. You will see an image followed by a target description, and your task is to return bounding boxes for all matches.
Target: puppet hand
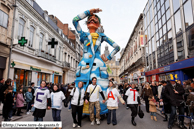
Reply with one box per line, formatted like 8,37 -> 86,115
89,8 -> 102,15
101,54 -> 108,62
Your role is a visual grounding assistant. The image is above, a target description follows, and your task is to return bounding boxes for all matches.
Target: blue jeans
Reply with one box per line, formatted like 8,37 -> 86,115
52,109 -> 61,121
68,100 -> 71,109
26,102 -> 31,112
168,105 -> 184,128
107,109 -> 117,125
150,112 -> 156,116
34,117 -> 43,121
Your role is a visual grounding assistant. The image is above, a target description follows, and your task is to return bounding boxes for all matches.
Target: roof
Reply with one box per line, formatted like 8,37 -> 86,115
33,1 -> 61,34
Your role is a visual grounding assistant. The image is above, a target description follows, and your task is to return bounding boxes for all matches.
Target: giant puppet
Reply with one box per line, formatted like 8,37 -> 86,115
73,8 -> 120,115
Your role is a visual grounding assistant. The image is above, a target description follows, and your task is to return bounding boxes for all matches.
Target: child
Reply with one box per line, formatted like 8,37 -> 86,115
51,84 -> 65,128
106,81 -> 125,125
186,87 -> 194,119
3,86 -> 14,121
16,88 -> 25,116
26,87 -> 33,114
149,95 -> 157,121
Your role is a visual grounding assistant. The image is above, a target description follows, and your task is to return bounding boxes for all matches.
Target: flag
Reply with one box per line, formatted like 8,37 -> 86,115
107,65 -> 112,74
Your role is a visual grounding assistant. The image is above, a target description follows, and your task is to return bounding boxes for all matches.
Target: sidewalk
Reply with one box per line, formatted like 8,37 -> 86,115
0,104 -> 32,124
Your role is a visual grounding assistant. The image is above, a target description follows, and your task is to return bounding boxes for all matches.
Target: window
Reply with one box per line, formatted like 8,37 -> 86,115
159,19 -> 162,29
156,32 -> 159,41
149,41 -> 152,54
161,5 -> 165,15
54,45 -> 56,57
178,51 -> 183,57
163,24 -> 167,34
39,33 -> 44,50
166,9 -> 171,20
177,41 -> 183,48
158,10 -> 161,19
174,10 -> 182,35
172,0 -> 180,13
187,26 -> 194,47
168,30 -> 172,40
0,10 -> 8,28
157,41 -> 160,48
152,38 -> 155,52
183,0 -> 194,28
162,15 -> 166,24
29,26 -> 35,47
18,18 -> 25,39
165,0 -> 170,9
167,19 -> 172,31
150,7 -> 153,20
58,46 -> 61,60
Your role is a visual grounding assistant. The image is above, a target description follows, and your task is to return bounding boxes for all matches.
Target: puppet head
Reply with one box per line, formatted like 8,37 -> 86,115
87,14 -> 101,32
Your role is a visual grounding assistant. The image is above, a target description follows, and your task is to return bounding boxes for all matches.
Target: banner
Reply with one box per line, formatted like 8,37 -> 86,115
140,35 -> 147,47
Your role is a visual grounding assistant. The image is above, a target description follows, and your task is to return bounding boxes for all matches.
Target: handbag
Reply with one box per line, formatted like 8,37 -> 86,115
83,85 -> 97,114
138,106 -> 144,118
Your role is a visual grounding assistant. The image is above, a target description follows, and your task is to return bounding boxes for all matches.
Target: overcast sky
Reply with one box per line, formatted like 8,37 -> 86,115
36,0 -> 147,60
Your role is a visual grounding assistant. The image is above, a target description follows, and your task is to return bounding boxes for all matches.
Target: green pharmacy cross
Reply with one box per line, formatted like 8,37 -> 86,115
48,38 -> 58,48
11,61 -> 15,67
18,37 -> 28,46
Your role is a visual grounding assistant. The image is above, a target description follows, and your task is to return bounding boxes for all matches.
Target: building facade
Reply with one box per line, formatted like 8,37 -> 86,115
119,14 -> 146,83
143,0 -> 194,83
0,0 -> 15,79
9,0 -> 76,90
104,46 -> 120,84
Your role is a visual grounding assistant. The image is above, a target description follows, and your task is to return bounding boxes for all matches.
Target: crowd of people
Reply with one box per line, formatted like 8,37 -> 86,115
1,77 -> 194,129
119,78 -> 194,129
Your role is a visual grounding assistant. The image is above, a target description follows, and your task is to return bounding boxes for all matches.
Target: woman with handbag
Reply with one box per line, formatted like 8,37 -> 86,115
65,81 -> 85,128
124,82 -> 141,126
141,83 -> 153,113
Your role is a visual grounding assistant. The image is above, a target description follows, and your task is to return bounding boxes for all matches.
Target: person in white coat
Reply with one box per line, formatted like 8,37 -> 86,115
124,82 -> 141,126
106,81 -> 125,125
51,85 -> 66,127
65,81 -> 85,128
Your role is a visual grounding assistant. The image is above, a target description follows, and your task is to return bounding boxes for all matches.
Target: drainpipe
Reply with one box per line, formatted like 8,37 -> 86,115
8,0 -> 17,79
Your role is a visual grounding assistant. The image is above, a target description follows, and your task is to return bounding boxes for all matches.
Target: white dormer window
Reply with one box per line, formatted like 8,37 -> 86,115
26,0 -> 33,6
44,13 -> 48,22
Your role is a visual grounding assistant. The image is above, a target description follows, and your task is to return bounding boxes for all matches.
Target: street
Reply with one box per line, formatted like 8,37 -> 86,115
2,103 -> 180,129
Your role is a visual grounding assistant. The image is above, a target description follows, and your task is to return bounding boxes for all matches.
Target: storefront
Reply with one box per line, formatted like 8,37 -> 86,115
145,57 -> 194,84
53,71 -> 62,84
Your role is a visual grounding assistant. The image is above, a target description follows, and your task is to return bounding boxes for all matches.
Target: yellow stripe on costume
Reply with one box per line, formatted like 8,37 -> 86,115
86,42 -> 90,46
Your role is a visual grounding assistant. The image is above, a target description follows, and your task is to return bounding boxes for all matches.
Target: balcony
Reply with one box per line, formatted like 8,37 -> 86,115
63,61 -> 70,68
37,49 -> 56,62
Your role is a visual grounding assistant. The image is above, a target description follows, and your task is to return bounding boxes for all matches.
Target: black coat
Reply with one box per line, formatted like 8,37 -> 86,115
151,85 -> 158,96
164,83 -> 185,106
0,83 -> 4,101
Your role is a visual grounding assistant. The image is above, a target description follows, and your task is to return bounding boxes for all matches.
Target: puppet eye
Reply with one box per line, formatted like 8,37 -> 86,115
93,63 -> 96,66
86,63 -> 89,65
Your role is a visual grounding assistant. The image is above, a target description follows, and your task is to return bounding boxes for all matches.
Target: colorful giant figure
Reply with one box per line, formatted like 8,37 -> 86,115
73,8 -> 120,115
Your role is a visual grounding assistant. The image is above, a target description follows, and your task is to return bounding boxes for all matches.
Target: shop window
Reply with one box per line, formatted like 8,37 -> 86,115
14,69 -> 32,91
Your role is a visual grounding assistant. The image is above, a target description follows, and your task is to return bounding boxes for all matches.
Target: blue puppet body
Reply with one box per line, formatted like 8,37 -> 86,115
73,10 -> 120,115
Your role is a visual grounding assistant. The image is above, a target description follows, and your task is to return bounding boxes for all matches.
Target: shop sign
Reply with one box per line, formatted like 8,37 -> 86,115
54,72 -> 59,75
30,66 -> 41,72
159,66 -> 170,72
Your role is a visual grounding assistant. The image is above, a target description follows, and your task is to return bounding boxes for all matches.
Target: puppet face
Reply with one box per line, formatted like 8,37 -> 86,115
87,15 -> 100,31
